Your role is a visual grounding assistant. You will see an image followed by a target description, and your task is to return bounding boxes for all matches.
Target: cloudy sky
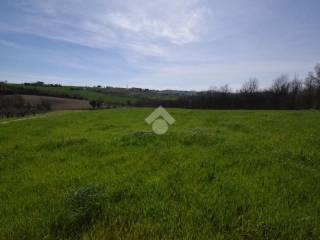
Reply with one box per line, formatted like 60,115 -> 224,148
0,0 -> 319,90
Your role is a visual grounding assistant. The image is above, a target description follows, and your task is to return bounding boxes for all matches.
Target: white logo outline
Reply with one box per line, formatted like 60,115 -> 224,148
145,106 -> 175,135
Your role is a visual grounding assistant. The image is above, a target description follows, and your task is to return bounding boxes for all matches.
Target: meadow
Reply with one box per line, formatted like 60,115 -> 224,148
0,108 -> 320,239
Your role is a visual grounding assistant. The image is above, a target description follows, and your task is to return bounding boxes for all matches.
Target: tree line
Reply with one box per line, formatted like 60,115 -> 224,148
134,64 -> 320,110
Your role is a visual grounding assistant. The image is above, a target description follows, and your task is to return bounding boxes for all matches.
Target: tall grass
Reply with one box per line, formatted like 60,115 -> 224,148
0,109 -> 319,239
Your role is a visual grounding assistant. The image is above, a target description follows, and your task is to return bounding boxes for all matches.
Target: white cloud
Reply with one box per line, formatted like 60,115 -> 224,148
9,0 -> 209,55
0,39 -> 23,48
127,43 -> 166,57
106,5 -> 208,44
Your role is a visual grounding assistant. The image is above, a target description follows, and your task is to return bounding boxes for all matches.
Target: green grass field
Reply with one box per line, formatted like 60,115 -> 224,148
1,109 -> 320,239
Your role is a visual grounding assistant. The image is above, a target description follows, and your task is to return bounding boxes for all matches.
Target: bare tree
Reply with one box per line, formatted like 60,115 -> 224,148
315,64 -> 320,79
271,75 -> 290,95
220,84 -> 231,94
289,77 -> 303,94
307,64 -> 320,82
241,78 -> 259,94
304,73 -> 317,91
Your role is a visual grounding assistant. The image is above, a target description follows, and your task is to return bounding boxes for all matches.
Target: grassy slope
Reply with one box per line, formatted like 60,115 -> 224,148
0,109 -> 320,239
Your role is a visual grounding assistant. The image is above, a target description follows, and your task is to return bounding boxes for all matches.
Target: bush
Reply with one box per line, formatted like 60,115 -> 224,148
50,185 -> 105,238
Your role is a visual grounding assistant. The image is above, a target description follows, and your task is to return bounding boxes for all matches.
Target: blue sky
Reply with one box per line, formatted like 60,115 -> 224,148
0,0 -> 319,90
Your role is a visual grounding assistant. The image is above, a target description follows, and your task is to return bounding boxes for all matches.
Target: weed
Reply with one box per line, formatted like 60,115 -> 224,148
49,185 -> 105,238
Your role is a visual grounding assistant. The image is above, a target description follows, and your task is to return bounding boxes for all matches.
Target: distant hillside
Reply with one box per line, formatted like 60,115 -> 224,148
20,95 -> 91,110
0,82 -> 196,106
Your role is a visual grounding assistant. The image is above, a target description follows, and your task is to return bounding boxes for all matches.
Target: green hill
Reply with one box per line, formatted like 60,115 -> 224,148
1,82 -> 188,105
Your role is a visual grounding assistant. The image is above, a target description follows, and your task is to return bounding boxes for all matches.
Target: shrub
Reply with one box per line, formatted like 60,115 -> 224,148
50,185 -> 105,238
